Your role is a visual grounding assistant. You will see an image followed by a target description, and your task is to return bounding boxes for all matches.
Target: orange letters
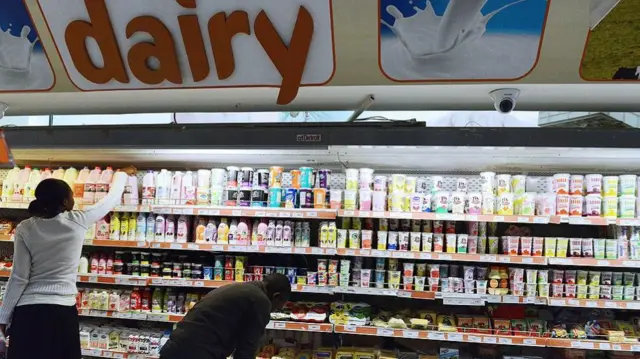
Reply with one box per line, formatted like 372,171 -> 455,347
64,0 -> 315,105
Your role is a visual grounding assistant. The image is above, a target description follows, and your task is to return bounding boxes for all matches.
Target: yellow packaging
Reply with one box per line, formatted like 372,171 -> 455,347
335,349 -> 354,359
544,237 -> 557,257
497,193 -> 514,215
556,238 -> 568,257
437,315 -> 457,332
354,350 -> 375,359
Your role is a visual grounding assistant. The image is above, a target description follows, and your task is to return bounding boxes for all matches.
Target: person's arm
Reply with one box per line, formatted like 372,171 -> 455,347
76,172 -> 128,226
233,297 -> 271,359
0,230 -> 31,326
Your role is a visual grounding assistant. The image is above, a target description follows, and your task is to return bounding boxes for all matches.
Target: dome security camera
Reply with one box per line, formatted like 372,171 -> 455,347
489,89 -> 520,114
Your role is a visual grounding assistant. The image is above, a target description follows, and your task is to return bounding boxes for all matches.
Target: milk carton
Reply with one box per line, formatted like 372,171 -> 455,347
52,167 -> 65,180
142,171 -> 156,205
83,167 -> 102,205
13,165 -> 31,202
63,167 -> 78,189
170,171 -> 183,205
155,170 -> 171,205
181,171 -> 196,205
95,167 -> 114,202
74,167 -> 90,204
24,168 -> 41,202
2,167 -> 20,202
123,175 -> 139,205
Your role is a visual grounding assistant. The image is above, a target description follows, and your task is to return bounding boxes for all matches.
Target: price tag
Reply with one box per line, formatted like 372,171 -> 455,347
344,325 -> 357,332
613,344 -> 622,351
279,212 -> 291,218
499,256 -> 511,263
483,336 -> 498,344
308,325 -> 321,331
151,278 -> 164,285
597,260 -> 610,266
294,248 -> 307,254
112,312 -> 132,319
358,249 -> 371,256
397,290 -> 412,298
493,216 -> 505,222
484,295 -> 501,303
524,297 -> 537,304
358,211 -> 370,218
466,215 -> 478,221
325,249 -> 337,255
623,260 -> 640,267
631,345 -> 640,352
517,217 -> 530,223
439,254 -> 453,261
523,339 -> 537,346
83,239 -> 93,245
180,208 -> 195,215
586,301 -> 598,307
371,250 -> 384,257
403,330 -> 419,338
599,343 -> 611,350
448,333 -> 463,342
170,243 -> 185,250
147,313 -> 169,322
113,353 -> 125,359
194,281 -> 205,287
605,301 -> 618,309
253,211 -> 266,217
427,332 -> 446,340
549,299 -> 566,306
626,302 -> 640,309
390,212 -> 411,219
346,250 -> 356,256
551,258 -> 572,265
231,210 -> 242,216
372,212 -> 385,218
533,216 -> 548,224
87,275 -> 98,283
377,328 -> 394,336
567,299 -> 579,306
480,255 -> 497,262
342,211 -> 355,217
132,313 -> 147,320
274,322 -> 287,329
292,212 -> 303,218
502,295 -> 520,304
498,337 -> 512,345
571,341 -> 594,349
521,257 -> 534,264
443,297 -> 485,306
419,253 -> 432,260
151,243 -> 162,249
159,207 -> 172,214
305,211 -> 318,218
467,335 -> 481,343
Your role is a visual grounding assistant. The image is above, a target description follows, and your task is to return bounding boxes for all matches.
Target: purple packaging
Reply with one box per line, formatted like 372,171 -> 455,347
318,169 -> 332,189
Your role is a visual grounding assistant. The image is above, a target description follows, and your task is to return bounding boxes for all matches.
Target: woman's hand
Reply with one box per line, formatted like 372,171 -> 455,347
120,166 -> 137,176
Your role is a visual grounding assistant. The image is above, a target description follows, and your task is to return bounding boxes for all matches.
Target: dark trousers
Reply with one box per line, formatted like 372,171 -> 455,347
8,304 -> 81,359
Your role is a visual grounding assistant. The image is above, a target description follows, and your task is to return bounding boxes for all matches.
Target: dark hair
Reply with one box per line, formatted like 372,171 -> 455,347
28,179 -> 72,218
263,273 -> 292,300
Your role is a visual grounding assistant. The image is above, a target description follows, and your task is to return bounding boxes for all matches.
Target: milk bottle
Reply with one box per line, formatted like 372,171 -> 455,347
176,215 -> 188,243
63,167 -> 78,189
180,171 -> 196,205
165,215 -> 175,242
136,213 -> 147,241
24,168 -> 41,202
13,166 -> 31,202
95,167 -> 114,202
196,170 -> 211,205
40,168 -> 52,181
84,167 -> 102,205
52,167 -> 65,180
170,171 -> 183,205
155,170 -> 171,205
74,167 -> 90,204
154,214 -> 166,242
142,171 -> 156,205
2,167 -> 20,202
146,213 -> 155,241
123,175 -> 139,205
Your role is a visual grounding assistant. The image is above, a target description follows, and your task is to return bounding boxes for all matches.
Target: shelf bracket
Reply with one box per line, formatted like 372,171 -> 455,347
346,95 -> 375,122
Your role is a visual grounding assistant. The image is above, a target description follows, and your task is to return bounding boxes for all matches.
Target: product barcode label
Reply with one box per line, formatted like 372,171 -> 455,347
498,337 -> 512,345
308,325 -> 321,331
427,332 -> 445,340
403,330 -> 419,338
523,339 -> 537,346
447,333 -> 463,342
376,328 -> 394,336
467,335 -> 481,343
274,322 -> 287,329
482,336 -> 498,344
599,343 -> 611,350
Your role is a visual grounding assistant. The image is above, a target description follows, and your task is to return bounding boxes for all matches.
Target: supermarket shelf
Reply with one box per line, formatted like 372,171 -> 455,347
333,325 -> 546,347
336,249 -> 548,265
148,278 -> 234,288
339,210 -> 555,225
81,348 -> 155,359
77,274 -> 149,286
0,202 -> 151,213
266,321 -> 333,332
151,205 -> 336,219
84,239 -> 148,248
548,298 -> 640,310
548,257 -> 640,268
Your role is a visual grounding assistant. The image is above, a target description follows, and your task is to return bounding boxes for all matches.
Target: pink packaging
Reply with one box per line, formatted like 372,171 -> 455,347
536,194 -> 556,216
507,236 -> 520,256
467,236 -> 478,254
532,237 -> 544,256
581,238 -> 594,257
359,189 -> 372,211
569,195 -> 583,217
569,175 -> 584,195
551,270 -> 564,284
552,283 -> 564,297
467,192 -> 482,214
520,237 -> 532,256
556,194 -> 570,216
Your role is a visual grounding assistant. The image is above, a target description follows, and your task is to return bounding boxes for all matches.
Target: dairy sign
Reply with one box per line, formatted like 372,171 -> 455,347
36,0 -> 335,104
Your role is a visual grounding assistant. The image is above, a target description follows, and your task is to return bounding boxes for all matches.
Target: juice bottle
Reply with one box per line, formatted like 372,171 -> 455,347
24,168 -> 41,202
95,166 -> 114,202
155,214 -> 166,242
2,167 -> 19,202
195,217 -> 206,243
170,171 -> 183,204
63,167 -> 78,189
155,169 -> 171,204
74,167 -> 90,204
119,213 -> 129,241
106,255 -> 114,275
136,213 -> 147,241
109,212 -> 120,240
266,220 -> 276,246
128,214 -> 137,240
165,215 -> 175,242
146,213 -> 155,240
90,254 -> 99,274
217,218 -> 229,244
176,215 -> 189,243
237,219 -> 249,245
142,171 -> 156,205
84,167 -> 102,205
130,288 -> 141,311
151,288 -> 163,313
13,165 -> 31,202
181,171 -> 196,205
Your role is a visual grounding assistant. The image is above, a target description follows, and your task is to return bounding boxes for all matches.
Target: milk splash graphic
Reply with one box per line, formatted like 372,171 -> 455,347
0,25 -> 36,72
383,0 -> 526,58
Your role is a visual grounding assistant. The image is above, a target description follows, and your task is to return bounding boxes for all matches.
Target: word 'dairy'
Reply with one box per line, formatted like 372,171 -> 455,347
37,0 -> 335,104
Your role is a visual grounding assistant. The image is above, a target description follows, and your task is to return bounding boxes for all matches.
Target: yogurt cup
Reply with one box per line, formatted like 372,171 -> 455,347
431,176 -> 444,193
345,169 -> 359,191
467,192 -> 482,214
553,173 -> 570,194
569,195 -> 584,217
405,176 -> 417,194
536,193 -> 556,216
359,168 -> 374,190
496,192 -> 514,215
569,175 -> 584,195
619,195 -> 636,218
603,176 -> 619,197
585,174 -> 603,194
603,196 -> 618,218
372,191 -> 386,211
433,191 -> 449,213
496,174 -> 512,195
584,194 -> 602,216
373,175 -> 387,192
556,194 -> 570,216
450,191 -> 465,214
481,193 -> 495,214
390,174 -> 406,193
619,175 -> 637,196
511,175 -> 527,196
480,172 -> 496,194
456,178 -> 468,193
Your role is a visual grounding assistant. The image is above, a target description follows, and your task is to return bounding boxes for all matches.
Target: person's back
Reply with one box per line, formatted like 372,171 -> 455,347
160,274 -> 291,359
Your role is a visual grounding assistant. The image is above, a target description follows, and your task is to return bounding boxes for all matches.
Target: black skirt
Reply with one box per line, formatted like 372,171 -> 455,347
8,304 -> 81,359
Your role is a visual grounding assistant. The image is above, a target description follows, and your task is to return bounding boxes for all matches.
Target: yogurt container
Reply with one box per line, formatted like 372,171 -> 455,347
569,195 -> 584,217
497,193 -> 514,215
496,174 -> 512,195
431,176 -> 444,193
619,195 -> 636,218
450,191 -> 465,214
569,175 -> 584,195
556,194 -> 570,216
553,173 -> 570,195
619,175 -> 637,196
603,196 -> 618,218
467,192 -> 482,214
584,194 -> 602,216
481,193 -> 495,215
480,172 -> 496,194
585,174 -> 603,194
536,193 -> 556,216
511,175 -> 526,196
345,169 -> 359,191
433,191 -> 449,213
456,178 -> 468,193
603,176 -> 619,197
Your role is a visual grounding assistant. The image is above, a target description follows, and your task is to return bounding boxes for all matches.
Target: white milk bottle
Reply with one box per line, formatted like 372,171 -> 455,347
74,167 -> 90,204
123,175 -> 139,205
142,171 -> 156,205
136,213 -> 147,241
181,171 -> 196,205
170,171 -> 183,205
154,214 -> 166,242
164,215 -> 175,242
146,213 -> 155,240
13,166 -> 31,202
40,168 -> 52,181
24,168 -> 41,202
176,215 -> 189,243
155,170 -> 171,205
63,167 -> 78,189
52,167 -> 65,180
95,166 -> 114,202
2,167 -> 20,203
83,167 -> 102,205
